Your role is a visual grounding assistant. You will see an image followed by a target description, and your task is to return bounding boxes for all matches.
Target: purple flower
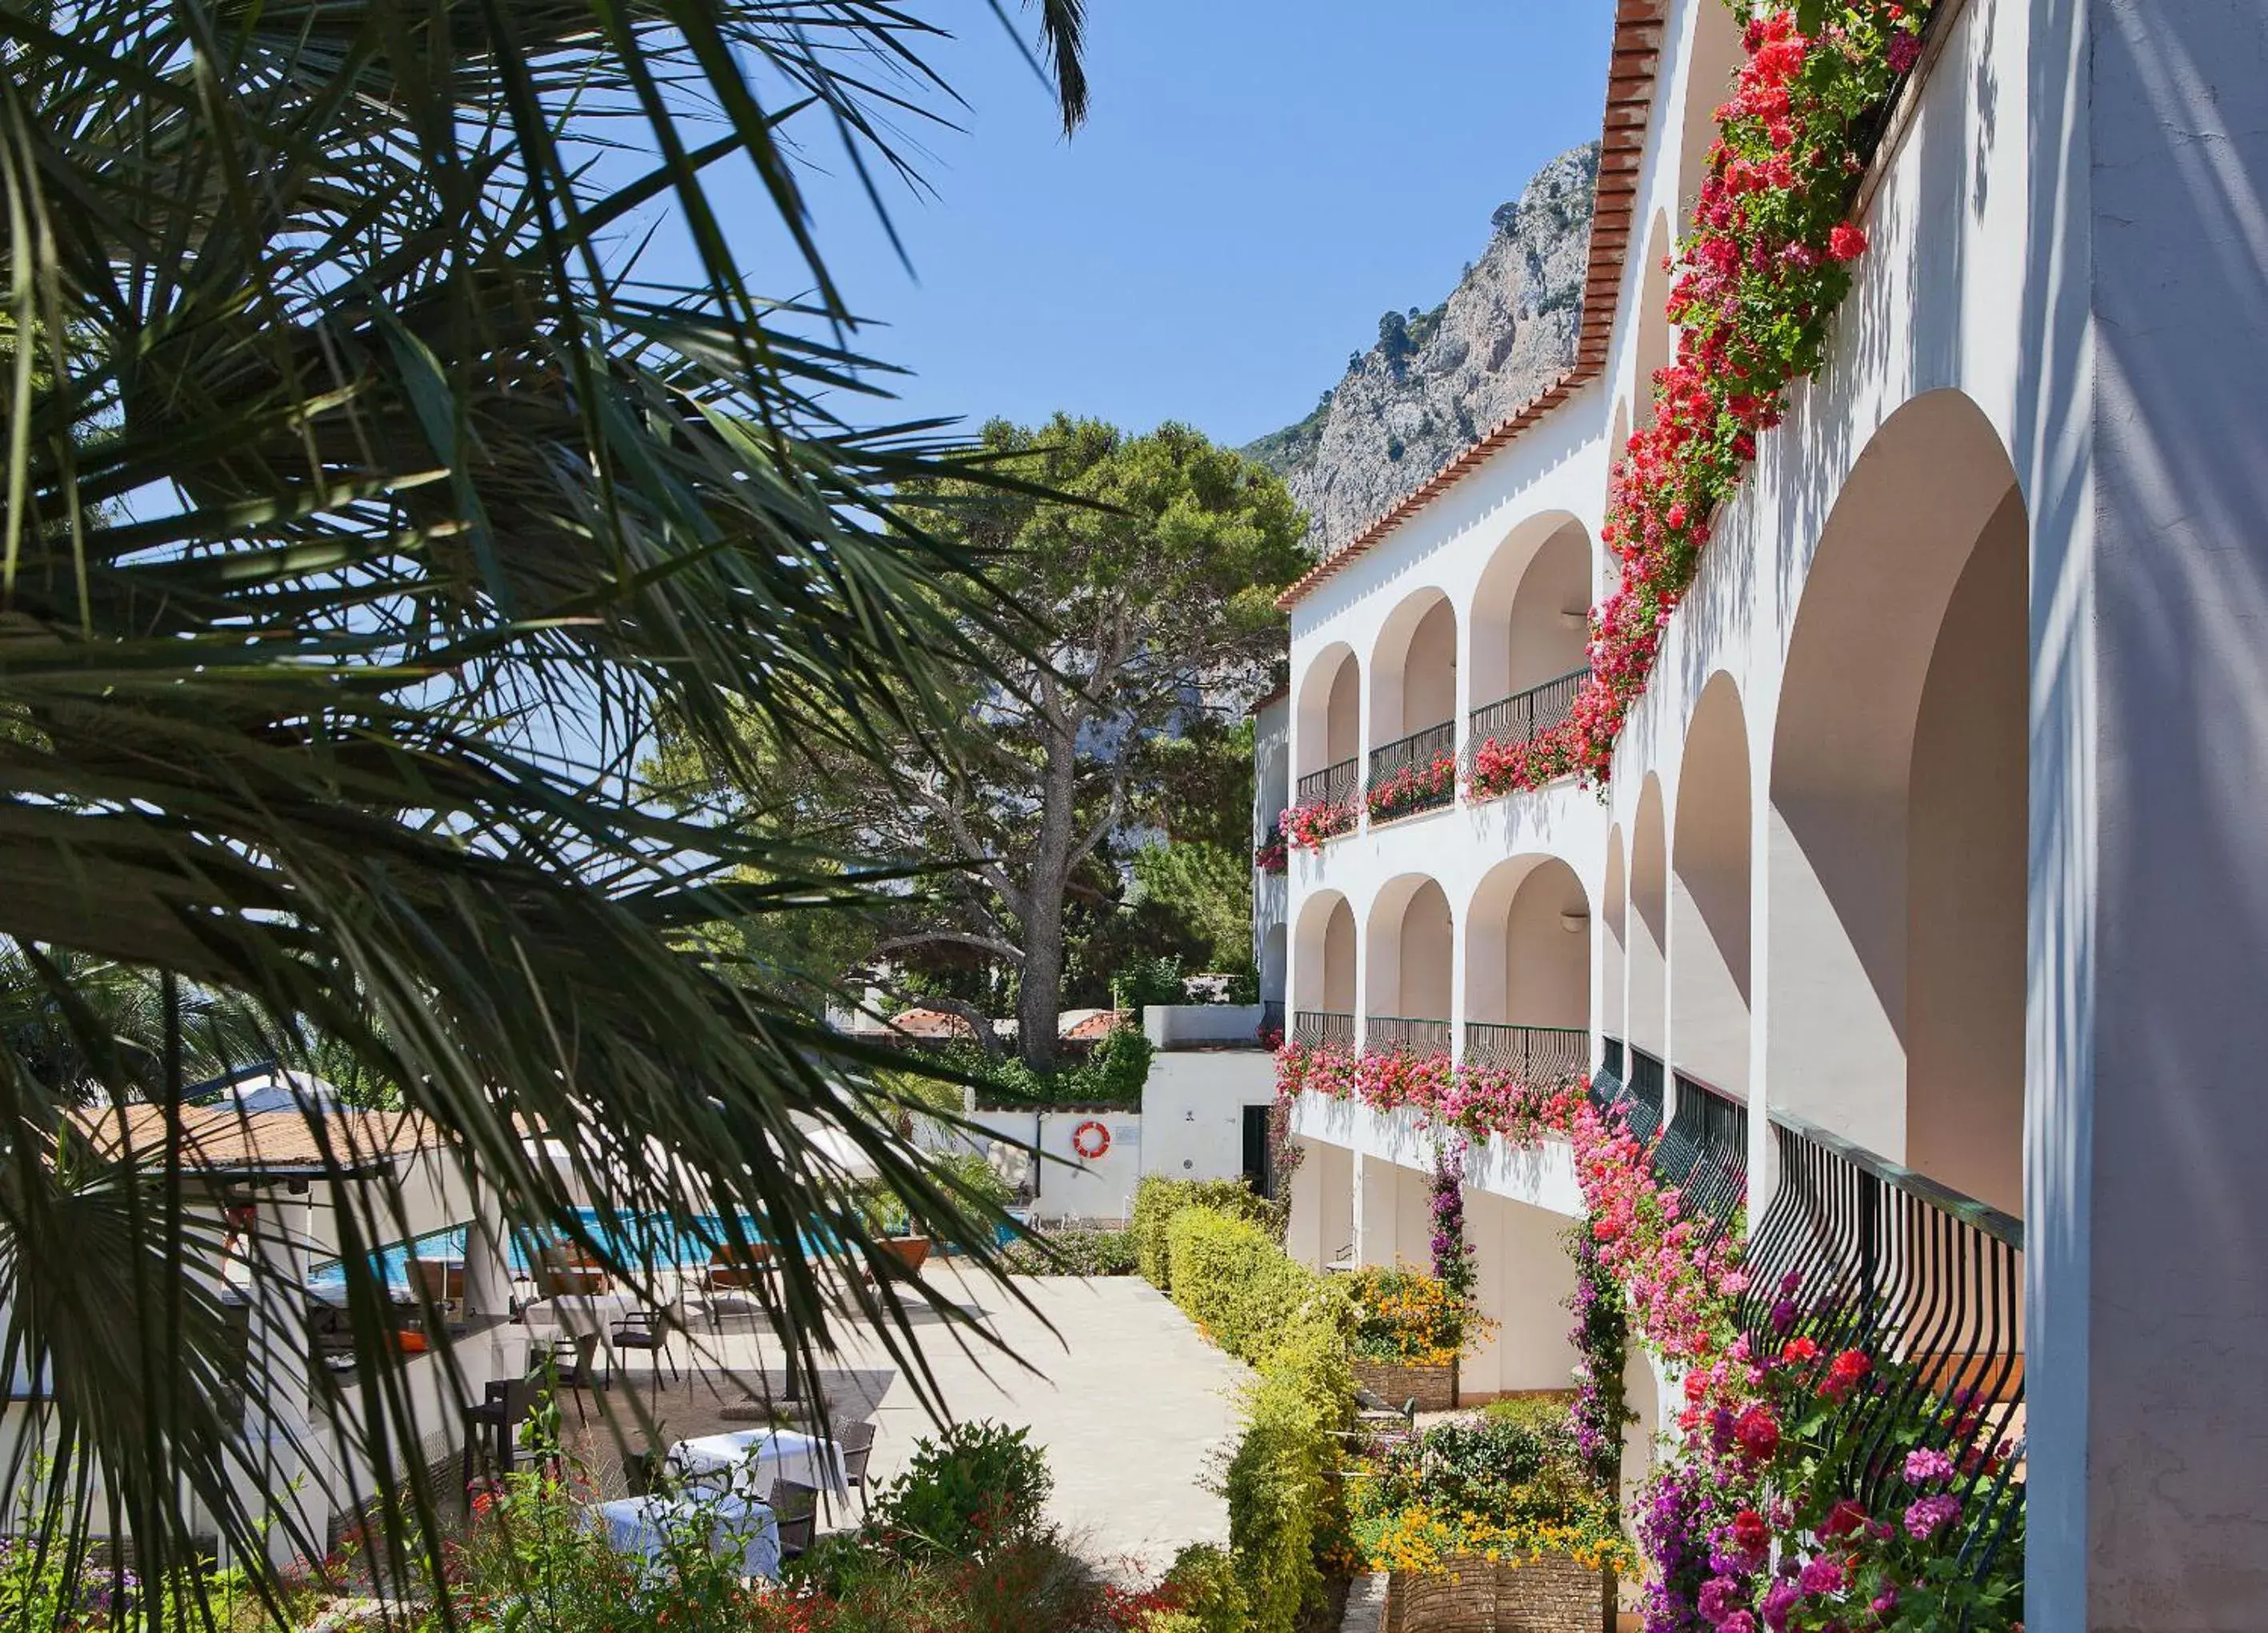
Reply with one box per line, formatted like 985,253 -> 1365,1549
1795,1553 -> 1844,1595
1870,1587 -> 1899,1616
1904,1492 -> 1962,1541
1903,1447 -> 1955,1485
1761,1579 -> 1800,1633
1769,1298 -> 1798,1334
1888,30 -> 1924,74
1720,1616 -> 1758,1633
1698,1575 -> 1749,1624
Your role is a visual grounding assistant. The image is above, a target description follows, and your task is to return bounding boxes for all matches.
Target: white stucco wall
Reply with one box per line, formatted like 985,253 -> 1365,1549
1138,1049 -> 1278,1184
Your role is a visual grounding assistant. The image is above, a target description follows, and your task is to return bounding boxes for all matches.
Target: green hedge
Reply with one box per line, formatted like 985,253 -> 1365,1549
1165,1207 -> 1348,1370
1145,1193 -> 1354,1633
1223,1295 -> 1354,1633
1131,1175 -> 1273,1291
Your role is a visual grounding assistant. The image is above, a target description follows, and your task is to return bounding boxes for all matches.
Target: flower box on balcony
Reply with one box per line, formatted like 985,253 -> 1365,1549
1382,1551 -> 1607,1633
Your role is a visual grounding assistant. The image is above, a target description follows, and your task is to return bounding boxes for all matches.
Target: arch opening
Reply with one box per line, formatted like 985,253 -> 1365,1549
1464,858 -> 1592,1079
1470,515 -> 1594,754
1629,776 -> 1670,1061
1670,674 -> 1753,1098
1291,892 -> 1356,1048
1294,644 -> 1361,792
1766,391 -> 2027,1215
1603,827 -> 1630,1053
1365,877 -> 1454,1055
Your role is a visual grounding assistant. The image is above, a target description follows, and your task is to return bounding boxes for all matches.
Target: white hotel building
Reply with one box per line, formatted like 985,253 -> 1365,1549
1262,1 -> 2268,1626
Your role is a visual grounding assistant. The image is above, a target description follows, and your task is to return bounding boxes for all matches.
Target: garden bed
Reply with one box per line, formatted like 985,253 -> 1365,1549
1351,1359 -> 1456,1413
1382,1551 -> 1606,1633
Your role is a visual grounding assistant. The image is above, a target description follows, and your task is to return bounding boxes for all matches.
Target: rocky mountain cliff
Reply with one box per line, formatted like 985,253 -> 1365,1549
1244,142 -> 1598,558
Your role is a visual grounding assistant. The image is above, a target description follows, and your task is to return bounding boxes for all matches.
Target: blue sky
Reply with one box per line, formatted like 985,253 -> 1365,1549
702,3 -> 1615,450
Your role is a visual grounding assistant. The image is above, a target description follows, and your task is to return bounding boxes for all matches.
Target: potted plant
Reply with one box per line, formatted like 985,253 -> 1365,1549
1346,1262 -> 1494,1411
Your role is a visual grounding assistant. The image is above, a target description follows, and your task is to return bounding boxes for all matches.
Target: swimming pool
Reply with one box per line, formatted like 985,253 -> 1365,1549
306,1207 -> 779,1292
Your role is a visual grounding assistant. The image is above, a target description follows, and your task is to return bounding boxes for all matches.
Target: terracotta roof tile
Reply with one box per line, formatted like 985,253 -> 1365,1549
1278,0 -> 1666,612
74,1103 -> 433,1176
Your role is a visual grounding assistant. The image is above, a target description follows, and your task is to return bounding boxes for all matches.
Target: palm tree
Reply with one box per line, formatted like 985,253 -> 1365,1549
0,0 -> 1089,1612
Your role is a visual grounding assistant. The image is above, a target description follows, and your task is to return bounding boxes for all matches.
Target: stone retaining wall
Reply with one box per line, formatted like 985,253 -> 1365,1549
1382,1552 -> 1605,1633
1353,1359 -> 1457,1412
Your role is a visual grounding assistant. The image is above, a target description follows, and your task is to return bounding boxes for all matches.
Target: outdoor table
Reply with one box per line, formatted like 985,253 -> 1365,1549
587,1491 -> 781,1579
666,1428 -> 847,1497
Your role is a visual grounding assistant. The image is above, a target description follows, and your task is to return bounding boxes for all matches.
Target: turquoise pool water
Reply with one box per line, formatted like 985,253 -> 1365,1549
307,1207 -> 773,1291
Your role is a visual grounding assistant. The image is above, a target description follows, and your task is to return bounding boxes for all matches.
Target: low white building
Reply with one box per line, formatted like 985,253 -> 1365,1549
1267,1 -> 2268,1624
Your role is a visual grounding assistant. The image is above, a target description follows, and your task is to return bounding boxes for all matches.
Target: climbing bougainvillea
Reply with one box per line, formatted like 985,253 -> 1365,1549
1468,0 -> 1934,801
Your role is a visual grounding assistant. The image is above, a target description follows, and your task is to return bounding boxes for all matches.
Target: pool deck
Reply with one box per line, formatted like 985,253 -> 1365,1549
542,1267 -> 1248,1576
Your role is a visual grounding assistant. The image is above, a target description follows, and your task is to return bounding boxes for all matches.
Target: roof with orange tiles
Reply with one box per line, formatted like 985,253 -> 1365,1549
75,1103 -> 433,1178
1276,0 -> 1667,612
1062,1010 -> 1132,1044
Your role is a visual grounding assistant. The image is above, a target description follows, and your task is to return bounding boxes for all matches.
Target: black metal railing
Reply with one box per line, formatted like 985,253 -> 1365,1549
1466,667 -> 1586,773
1654,1072 -> 1750,1243
1740,1112 -> 2026,1615
1290,1010 -> 1354,1051
1462,1023 -> 1588,1084
1365,722 -> 1458,820
1599,1034 -> 1625,1082
1259,999 -> 1286,1039
1363,1015 -> 1453,1058
1624,1047 -> 1666,1141
1296,757 -> 1359,811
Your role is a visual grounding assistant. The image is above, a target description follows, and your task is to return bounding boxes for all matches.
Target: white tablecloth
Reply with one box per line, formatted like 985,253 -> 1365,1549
666,1428 -> 846,1498
588,1492 -> 781,1580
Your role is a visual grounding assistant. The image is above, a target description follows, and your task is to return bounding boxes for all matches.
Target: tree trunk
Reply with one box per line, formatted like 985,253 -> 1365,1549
1016,726 -> 1081,1072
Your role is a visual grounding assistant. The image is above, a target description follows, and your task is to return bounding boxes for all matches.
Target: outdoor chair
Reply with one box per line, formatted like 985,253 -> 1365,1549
768,1478 -> 818,1561
702,1244 -> 774,1329
533,1246 -> 610,1299
528,1333 -> 598,1425
835,1420 -> 877,1502
606,1302 -> 684,1391
410,1259 -> 467,1329
460,1377 -> 542,1495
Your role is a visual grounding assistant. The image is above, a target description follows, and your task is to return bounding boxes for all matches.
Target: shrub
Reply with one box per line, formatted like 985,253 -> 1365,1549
1130,1175 -> 1272,1291
1166,1207 -> 1347,1369
866,1420 -> 1051,1562
1347,1262 -> 1494,1367
1136,1543 -> 1248,1633
1000,1226 -> 1139,1277
1224,1319 -> 1354,1633
1069,1025 -> 1154,1104
1114,955 -> 1186,1011
1346,1413 -> 1631,1579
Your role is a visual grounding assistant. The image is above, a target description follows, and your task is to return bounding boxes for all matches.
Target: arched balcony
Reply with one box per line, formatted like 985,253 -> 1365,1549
1363,875 -> 1454,1056
1466,515 -> 1594,793
1670,673 -> 1752,1102
1292,644 -> 1362,831
1765,390 -> 2027,1217
1626,774 -> 1670,1119
1462,857 -> 1591,1083
1366,591 -> 1459,823
1290,891 -> 1356,1051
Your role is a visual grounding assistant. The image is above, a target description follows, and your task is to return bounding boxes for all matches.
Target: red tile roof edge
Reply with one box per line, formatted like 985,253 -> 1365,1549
1277,0 -> 1668,614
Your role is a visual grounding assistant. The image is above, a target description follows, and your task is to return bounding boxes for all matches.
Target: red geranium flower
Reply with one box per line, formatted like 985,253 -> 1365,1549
1734,1403 -> 1782,1463
1828,222 -> 1870,261
1821,1347 -> 1872,1401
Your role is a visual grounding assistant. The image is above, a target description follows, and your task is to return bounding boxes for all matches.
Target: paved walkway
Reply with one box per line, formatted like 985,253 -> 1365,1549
546,1267 -> 1248,1575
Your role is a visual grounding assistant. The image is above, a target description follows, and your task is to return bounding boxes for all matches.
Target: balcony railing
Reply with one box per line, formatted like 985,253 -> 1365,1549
1296,757 -> 1359,811
1462,1023 -> 1588,1084
1366,722 -> 1458,822
1364,1015 -> 1452,1058
1740,1111 -> 2026,1615
1623,1047 -> 1667,1143
1654,1072 -> 1750,1243
1290,1010 -> 1354,1051
1466,667 -> 1586,771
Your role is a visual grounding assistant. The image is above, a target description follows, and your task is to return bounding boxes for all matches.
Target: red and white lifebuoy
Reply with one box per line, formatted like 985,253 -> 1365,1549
1070,1119 -> 1111,1160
